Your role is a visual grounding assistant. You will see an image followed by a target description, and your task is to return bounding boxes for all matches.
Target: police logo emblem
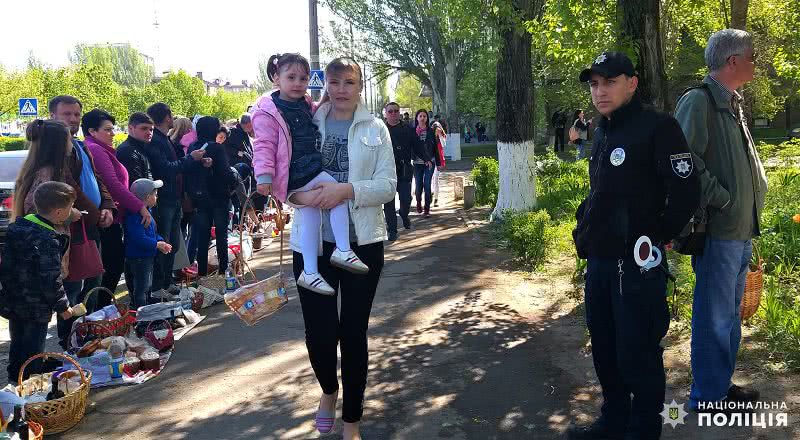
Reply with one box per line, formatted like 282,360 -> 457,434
670,153 -> 693,178
595,53 -> 607,64
609,147 -> 625,166
660,400 -> 688,428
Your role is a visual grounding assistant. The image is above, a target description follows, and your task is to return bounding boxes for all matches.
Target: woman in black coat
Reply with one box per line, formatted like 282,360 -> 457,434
186,116 -> 237,276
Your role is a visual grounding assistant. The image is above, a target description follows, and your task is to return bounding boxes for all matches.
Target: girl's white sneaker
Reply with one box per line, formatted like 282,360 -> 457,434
330,249 -> 369,274
297,271 -> 335,295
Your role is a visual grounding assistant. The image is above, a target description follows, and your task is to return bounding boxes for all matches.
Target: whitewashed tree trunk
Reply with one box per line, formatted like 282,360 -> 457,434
444,51 -> 462,160
492,141 -> 537,219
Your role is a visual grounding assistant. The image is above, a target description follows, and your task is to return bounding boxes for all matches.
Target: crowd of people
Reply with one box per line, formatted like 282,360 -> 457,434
0,95 -> 257,388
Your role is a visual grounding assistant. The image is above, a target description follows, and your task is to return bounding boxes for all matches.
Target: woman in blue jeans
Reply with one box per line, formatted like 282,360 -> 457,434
413,109 -> 437,218
186,117 -> 237,276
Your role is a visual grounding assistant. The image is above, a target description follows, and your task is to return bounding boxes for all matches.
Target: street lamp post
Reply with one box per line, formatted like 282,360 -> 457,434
309,0 -> 321,100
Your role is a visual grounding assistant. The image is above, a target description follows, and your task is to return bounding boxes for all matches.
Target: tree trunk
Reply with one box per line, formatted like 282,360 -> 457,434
618,0 -> 669,110
730,0 -> 750,30
492,0 -> 537,219
444,48 -> 462,160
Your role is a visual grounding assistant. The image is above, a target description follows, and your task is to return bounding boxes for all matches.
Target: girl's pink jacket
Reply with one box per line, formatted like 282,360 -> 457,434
251,92 -> 315,203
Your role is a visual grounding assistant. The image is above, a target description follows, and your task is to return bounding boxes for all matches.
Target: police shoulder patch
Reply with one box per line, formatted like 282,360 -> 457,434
670,152 -> 693,178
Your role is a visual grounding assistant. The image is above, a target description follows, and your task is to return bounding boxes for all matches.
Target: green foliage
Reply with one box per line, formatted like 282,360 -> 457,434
70,44 -> 154,88
471,156 -> 500,206
393,73 -> 432,113
457,41 -> 497,120
0,137 -> 26,151
756,168 -> 800,279
760,278 -> 800,370
535,153 -> 589,221
210,90 -> 259,122
113,133 -> 127,147
502,209 -> 558,271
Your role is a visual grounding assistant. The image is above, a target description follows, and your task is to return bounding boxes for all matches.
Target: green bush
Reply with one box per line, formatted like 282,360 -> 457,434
536,153 -> 589,221
760,278 -> 800,370
502,209 -> 557,270
0,137 -> 27,152
471,156 -> 499,206
113,133 -> 127,147
757,138 -> 800,162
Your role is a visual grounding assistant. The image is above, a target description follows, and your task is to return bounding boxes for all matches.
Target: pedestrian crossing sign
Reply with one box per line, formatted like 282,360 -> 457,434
18,98 -> 38,117
308,70 -> 325,90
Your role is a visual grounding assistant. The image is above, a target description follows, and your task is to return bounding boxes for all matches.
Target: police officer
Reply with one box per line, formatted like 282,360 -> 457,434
568,52 -> 700,440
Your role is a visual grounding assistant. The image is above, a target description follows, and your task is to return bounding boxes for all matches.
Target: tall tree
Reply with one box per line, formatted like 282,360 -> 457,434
492,0 -> 543,217
322,0 -> 486,136
394,72 -> 433,112
617,0 -> 669,109
70,44 -> 154,88
731,0 -> 751,29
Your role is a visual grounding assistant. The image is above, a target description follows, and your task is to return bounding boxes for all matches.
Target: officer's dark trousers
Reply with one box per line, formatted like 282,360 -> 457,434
585,257 -> 670,439
384,177 -> 412,235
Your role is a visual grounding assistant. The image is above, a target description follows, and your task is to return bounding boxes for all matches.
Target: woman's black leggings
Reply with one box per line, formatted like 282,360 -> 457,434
293,240 -> 384,423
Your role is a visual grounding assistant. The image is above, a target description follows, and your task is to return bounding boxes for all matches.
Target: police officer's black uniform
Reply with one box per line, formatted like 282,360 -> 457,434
570,52 -> 700,440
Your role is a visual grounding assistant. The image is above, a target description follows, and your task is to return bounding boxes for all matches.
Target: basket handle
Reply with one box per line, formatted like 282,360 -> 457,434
237,192 -> 286,276
17,352 -> 88,393
82,286 -> 116,312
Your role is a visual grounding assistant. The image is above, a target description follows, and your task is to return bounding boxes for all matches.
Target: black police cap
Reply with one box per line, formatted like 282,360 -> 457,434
579,51 -> 636,82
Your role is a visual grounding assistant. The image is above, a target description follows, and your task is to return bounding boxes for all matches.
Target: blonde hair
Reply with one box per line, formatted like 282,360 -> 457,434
169,117 -> 193,145
325,57 -> 363,85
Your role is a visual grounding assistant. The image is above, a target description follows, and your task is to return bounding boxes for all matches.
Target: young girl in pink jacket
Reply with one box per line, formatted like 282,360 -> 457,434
251,53 -> 367,295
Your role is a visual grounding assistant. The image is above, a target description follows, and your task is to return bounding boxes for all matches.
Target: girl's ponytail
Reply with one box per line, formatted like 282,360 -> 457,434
25,119 -> 46,143
267,53 -> 282,83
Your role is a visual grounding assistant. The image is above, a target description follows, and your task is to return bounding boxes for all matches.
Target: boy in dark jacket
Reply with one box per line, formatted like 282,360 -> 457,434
0,182 -> 77,384
124,179 -> 172,309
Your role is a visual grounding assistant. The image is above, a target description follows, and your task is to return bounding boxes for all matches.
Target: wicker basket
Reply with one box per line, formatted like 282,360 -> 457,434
72,287 -> 133,348
740,258 -> 764,321
226,194 -> 289,326
0,408 -> 45,439
16,353 -> 91,435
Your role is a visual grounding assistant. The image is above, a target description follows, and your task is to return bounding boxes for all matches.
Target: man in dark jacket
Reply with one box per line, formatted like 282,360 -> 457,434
146,103 -> 206,296
49,95 -> 116,348
569,52 -> 700,440
117,112 -> 156,183
383,102 -> 432,241
225,114 -> 254,168
0,182 -> 76,382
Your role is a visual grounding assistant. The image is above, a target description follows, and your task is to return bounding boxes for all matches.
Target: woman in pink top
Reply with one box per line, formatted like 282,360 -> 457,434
81,109 -> 153,295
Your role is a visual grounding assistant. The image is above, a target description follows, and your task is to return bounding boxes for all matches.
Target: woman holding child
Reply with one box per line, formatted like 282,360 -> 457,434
252,55 -> 396,440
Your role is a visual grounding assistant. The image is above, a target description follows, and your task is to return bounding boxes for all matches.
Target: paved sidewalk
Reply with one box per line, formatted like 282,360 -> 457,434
8,166 -> 797,439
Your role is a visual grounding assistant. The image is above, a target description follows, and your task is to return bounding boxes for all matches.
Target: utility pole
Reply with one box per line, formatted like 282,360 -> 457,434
309,0 -> 321,100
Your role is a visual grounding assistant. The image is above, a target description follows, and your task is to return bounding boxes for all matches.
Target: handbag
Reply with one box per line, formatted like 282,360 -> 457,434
568,125 -> 579,143
65,219 -> 104,281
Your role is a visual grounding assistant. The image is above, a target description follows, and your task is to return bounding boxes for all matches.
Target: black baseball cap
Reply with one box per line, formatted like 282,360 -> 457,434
579,51 -> 636,82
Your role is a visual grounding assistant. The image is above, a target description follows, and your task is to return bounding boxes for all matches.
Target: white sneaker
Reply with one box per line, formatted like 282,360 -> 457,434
330,248 -> 369,274
297,271 -> 335,296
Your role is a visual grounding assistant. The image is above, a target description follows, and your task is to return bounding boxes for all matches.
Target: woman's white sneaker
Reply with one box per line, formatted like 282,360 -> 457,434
298,271 -> 335,295
330,249 -> 369,274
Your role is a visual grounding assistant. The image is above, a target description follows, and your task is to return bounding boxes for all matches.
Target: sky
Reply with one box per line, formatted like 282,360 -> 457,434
0,0 -> 335,83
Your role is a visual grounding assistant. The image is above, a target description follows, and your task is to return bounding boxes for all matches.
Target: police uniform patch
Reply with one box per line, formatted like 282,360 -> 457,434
670,153 -> 693,178
610,147 -> 626,166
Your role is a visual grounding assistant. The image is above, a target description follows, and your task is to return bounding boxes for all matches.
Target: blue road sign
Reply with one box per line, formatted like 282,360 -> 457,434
19,98 -> 38,117
308,70 -> 325,90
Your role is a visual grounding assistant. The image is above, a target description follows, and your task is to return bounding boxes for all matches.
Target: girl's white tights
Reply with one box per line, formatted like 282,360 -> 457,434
295,172 -> 351,275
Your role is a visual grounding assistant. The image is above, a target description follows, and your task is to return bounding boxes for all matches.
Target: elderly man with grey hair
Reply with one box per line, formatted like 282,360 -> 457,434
674,29 -> 768,412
